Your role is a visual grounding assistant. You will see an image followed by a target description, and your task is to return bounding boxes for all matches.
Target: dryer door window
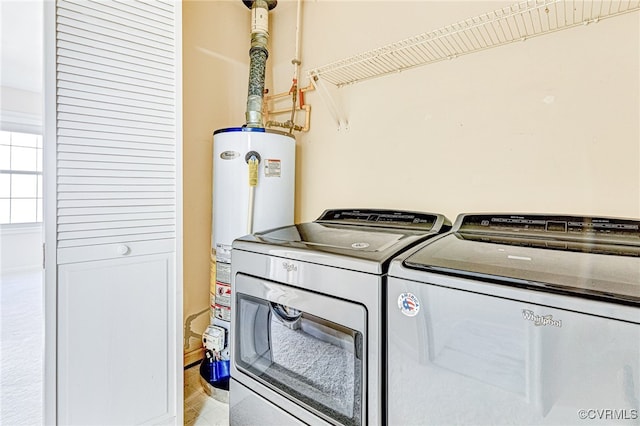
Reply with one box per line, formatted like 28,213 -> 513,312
234,274 -> 366,426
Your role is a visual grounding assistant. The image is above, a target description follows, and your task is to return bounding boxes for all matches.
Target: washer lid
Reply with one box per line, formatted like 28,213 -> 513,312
400,213 -> 640,305
232,209 -> 451,273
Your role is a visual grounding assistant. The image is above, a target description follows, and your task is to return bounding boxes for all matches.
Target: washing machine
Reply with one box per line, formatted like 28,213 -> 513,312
387,213 -> 640,425
229,209 -> 451,426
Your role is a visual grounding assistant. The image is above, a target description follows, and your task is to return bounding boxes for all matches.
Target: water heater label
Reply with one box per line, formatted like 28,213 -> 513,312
264,159 -> 281,177
398,293 -> 420,317
214,304 -> 231,322
216,261 -> 231,284
220,151 -> 240,160
215,282 -> 231,307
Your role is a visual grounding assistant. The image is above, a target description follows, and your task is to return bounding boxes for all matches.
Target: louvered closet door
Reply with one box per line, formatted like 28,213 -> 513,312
53,0 -> 182,424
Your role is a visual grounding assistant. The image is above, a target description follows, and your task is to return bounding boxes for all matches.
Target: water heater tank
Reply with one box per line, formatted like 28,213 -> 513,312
212,127 -> 295,261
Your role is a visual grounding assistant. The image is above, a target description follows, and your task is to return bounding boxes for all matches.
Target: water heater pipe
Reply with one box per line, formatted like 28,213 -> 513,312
244,0 -> 277,127
287,0 -> 303,133
293,0 -> 302,82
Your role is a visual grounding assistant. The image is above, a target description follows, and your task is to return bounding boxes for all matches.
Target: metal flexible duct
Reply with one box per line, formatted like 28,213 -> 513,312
244,0 -> 277,128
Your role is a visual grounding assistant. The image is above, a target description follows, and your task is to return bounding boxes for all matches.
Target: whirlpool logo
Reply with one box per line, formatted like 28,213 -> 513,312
522,309 -> 562,327
282,261 -> 298,272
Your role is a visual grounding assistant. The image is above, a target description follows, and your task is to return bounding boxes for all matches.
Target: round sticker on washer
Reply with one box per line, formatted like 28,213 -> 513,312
398,293 -> 420,316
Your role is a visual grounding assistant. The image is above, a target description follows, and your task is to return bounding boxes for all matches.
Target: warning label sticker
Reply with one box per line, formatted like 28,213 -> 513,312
264,159 -> 281,177
216,261 -> 231,284
216,282 -> 231,307
214,304 -> 231,322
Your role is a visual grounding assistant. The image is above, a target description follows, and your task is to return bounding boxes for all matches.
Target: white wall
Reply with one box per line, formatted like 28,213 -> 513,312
268,1 -> 640,223
0,225 -> 42,273
0,0 -> 43,275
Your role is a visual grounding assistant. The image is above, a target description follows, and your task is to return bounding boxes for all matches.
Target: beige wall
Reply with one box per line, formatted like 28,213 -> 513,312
183,1 -> 640,357
270,1 -> 640,223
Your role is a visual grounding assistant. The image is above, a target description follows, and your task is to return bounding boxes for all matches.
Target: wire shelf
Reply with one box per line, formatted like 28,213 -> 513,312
308,0 -> 640,87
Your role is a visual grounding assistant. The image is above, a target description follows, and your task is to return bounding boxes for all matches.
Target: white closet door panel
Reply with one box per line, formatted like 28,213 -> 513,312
57,79 -> 173,105
52,0 -> 181,423
57,168 -> 175,179
56,26 -> 173,60
62,0 -> 173,34
149,0 -> 174,12
55,16 -> 172,56
58,137 -> 174,152
57,211 -> 175,224
56,95 -> 173,119
57,176 -> 173,185
57,151 -> 174,164
58,192 -> 174,201
57,184 -> 175,193
58,225 -> 175,241
57,0 -> 173,38
56,48 -> 174,86
58,198 -> 174,208
56,7 -> 173,47
59,208 -> 175,221
57,57 -> 174,88
57,232 -> 175,248
57,121 -> 173,140
57,160 -> 175,172
56,63 -> 173,94
58,104 -> 174,127
57,121 -> 174,140
58,255 -> 175,424
58,218 -> 174,232
57,240 -> 175,264
112,0 -> 174,22
57,36 -> 173,68
58,128 -> 173,145
56,89 -> 174,114
56,71 -> 174,100
57,111 -> 174,133
104,0 -> 174,25
57,52 -> 173,84
58,205 -> 174,216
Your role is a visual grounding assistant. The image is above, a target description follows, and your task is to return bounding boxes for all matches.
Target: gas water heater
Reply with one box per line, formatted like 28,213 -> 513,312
202,0 -> 291,398
212,126 -> 295,262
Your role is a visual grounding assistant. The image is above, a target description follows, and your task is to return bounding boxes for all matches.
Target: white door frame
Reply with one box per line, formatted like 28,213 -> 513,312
43,1 -> 57,423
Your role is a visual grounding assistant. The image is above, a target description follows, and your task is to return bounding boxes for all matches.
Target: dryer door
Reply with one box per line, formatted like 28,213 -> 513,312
233,273 -> 366,426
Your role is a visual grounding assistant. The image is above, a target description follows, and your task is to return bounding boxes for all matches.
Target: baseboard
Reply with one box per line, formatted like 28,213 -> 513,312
0,265 -> 43,277
184,347 -> 204,367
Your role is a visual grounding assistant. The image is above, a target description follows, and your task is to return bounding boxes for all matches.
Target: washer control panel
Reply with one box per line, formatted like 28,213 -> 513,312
317,209 -> 443,231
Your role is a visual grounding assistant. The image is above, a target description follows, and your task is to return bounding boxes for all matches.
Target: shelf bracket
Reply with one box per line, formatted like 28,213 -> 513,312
310,73 -> 349,132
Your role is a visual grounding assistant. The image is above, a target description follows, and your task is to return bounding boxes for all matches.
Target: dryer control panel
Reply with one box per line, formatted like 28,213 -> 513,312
456,214 -> 640,245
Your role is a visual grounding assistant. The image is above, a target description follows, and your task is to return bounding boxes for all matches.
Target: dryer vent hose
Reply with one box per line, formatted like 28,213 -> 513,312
244,0 -> 277,128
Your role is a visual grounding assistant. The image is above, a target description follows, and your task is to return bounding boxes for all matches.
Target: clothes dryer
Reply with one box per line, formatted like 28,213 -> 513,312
229,209 -> 451,426
387,213 -> 640,425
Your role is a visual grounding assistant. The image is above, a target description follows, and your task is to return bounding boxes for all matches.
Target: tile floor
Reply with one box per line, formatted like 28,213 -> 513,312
184,362 -> 230,426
